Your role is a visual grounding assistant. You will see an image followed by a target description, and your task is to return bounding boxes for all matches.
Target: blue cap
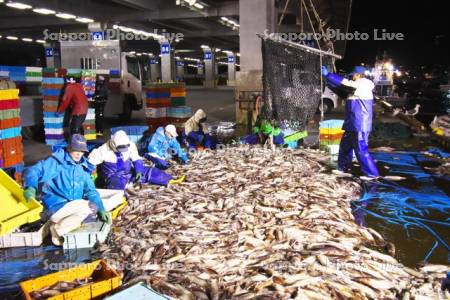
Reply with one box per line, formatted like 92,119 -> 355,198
68,134 -> 88,152
349,66 -> 367,75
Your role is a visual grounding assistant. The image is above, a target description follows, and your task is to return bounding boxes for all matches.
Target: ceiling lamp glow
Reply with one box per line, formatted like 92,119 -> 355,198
36,39 -> 46,44
75,17 -> 94,23
193,3 -> 203,9
33,8 -> 55,14
6,2 -> 32,9
22,38 -> 33,42
6,36 -> 18,40
55,12 -> 76,19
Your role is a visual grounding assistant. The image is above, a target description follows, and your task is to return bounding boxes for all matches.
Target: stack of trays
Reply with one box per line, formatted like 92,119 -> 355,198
42,70 -> 65,145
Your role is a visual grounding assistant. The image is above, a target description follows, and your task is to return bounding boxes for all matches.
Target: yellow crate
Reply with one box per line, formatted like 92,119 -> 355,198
0,89 -> 20,100
0,169 -> 43,236
319,128 -> 344,135
84,134 -> 97,141
20,259 -> 121,300
110,198 -> 127,220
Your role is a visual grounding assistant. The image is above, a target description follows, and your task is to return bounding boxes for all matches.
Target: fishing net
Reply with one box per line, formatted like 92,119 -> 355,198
261,38 -> 332,131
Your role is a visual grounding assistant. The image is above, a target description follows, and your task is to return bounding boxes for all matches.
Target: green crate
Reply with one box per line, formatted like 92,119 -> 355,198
0,109 -> 20,120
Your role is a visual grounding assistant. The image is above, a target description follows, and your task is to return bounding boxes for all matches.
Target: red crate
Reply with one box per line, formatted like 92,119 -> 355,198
146,98 -> 171,108
0,99 -> 19,110
0,118 -> 21,129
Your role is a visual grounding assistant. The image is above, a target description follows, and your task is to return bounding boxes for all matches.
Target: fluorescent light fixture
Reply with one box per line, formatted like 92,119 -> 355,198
6,36 -> 18,40
36,39 -> 46,44
221,17 -> 229,21
175,38 -> 180,42
6,2 -> 32,9
75,17 -> 94,23
200,45 -> 210,49
193,3 -> 204,9
32,8 -> 55,14
112,25 -> 119,29
129,51 -> 136,54
215,48 -> 221,52
55,12 -> 76,19
136,53 -> 142,56
175,56 -> 181,60
22,38 -> 33,42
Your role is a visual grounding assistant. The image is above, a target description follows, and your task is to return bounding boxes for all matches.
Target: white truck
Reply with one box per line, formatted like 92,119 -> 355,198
59,40 -> 146,120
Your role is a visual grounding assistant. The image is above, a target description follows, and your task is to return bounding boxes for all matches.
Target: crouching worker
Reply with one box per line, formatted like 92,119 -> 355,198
241,120 -> 285,145
145,124 -> 189,169
88,130 -> 183,190
183,109 -> 216,150
22,134 -> 109,246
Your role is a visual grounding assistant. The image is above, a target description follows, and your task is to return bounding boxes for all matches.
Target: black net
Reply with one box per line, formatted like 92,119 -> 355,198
261,38 -> 331,131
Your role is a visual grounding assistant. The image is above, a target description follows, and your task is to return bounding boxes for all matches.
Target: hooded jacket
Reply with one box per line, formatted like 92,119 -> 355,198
147,126 -> 188,161
23,149 -> 104,215
58,83 -> 88,116
184,109 -> 208,135
88,131 -> 144,188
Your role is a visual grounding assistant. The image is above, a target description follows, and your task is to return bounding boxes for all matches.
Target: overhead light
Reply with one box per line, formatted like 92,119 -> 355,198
221,17 -> 229,21
32,8 -> 55,15
112,25 -> 119,29
129,51 -> 136,54
136,53 -> 142,56
75,17 -> 94,23
55,12 -> 76,19
6,36 -> 18,40
175,56 -> 181,60
200,45 -> 210,49
193,3 -> 204,9
36,39 -> 46,44
6,2 -> 32,9
215,48 -> 221,52
22,38 -> 33,42
175,38 -> 180,42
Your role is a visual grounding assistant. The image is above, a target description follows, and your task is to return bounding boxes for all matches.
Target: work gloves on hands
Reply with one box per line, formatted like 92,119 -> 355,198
23,187 -> 36,202
97,210 -> 111,224
134,172 -> 143,183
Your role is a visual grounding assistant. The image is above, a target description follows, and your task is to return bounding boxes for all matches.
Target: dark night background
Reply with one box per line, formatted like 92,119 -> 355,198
339,0 -> 450,71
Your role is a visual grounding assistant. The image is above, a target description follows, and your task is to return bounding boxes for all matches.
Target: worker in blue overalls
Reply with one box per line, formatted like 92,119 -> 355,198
322,66 -> 379,178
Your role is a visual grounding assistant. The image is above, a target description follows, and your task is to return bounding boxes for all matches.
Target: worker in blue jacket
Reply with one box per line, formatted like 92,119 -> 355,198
145,124 -> 189,169
322,65 -> 379,178
22,134 -> 109,246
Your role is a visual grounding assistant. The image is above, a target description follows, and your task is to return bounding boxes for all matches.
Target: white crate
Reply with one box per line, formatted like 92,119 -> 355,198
0,231 -> 43,248
62,221 -> 111,250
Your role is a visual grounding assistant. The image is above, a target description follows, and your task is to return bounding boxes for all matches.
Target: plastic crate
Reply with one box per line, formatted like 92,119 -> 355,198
62,221 -> 111,250
20,259 -> 121,300
0,126 -> 20,139
111,199 -> 127,220
0,89 -> 19,100
105,282 -> 171,300
0,169 -> 43,236
0,230 -> 43,248
111,126 -> 148,137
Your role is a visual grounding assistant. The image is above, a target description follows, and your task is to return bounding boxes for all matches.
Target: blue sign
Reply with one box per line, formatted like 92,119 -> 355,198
150,59 -> 157,64
45,48 -> 53,57
204,52 -> 212,60
161,43 -> 170,54
227,56 -> 235,63
197,63 -> 203,68
91,31 -> 104,41
176,61 -> 184,67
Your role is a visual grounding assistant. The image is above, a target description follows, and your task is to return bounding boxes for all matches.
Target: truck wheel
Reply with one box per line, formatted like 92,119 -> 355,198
121,96 -> 132,121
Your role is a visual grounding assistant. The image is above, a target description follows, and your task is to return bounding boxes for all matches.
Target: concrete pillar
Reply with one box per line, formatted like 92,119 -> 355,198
227,52 -> 236,86
203,48 -> 216,88
237,0 -> 276,125
160,41 -> 172,83
197,62 -> 204,75
150,58 -> 160,82
176,60 -> 184,81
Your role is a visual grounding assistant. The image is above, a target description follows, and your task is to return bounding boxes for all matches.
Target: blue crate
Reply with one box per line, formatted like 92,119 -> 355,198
111,126 -> 148,137
44,123 -> 64,129
319,119 -> 344,129
43,112 -> 60,118
146,91 -> 170,99
45,139 -> 64,146
42,89 -> 62,97
42,77 -> 65,84
0,127 -> 21,140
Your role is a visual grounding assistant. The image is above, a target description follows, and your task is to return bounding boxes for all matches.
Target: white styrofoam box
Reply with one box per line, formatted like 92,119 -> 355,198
98,189 -> 125,212
0,231 -> 43,248
62,221 -> 111,249
327,144 -> 340,155
104,282 -> 172,300
85,113 -> 96,120
88,108 -> 96,114
26,67 -> 42,72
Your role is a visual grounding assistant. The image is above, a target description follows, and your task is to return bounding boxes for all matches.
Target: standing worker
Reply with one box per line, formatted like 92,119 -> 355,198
145,124 -> 189,169
322,66 -> 379,178
57,77 -> 88,135
22,134 -> 109,246
93,75 -> 108,136
183,109 -> 216,150
88,130 -> 184,190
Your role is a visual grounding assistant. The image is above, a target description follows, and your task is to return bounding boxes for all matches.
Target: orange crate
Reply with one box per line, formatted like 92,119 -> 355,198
3,153 -> 23,168
0,136 -> 23,157
146,98 -> 171,108
43,96 -> 60,102
43,105 -> 58,112
0,117 -> 21,129
320,132 -> 344,141
20,259 -> 121,300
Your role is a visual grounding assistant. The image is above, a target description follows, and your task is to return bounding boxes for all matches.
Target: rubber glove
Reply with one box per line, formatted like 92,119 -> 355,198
23,187 -> 36,202
169,175 -> 186,185
134,172 -> 143,183
321,66 -> 329,77
97,210 -> 111,224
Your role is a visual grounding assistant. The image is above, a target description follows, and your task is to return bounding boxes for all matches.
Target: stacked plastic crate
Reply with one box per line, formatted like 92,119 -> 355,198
167,83 -> 193,132
111,126 -> 148,144
319,119 -> 345,161
145,83 -> 171,131
0,66 -> 26,83
81,70 -> 97,140
25,67 -> 42,82
0,89 -> 24,182
42,68 -> 65,145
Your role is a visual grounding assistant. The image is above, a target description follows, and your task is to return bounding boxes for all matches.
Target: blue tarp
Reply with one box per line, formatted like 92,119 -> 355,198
353,151 -> 450,262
